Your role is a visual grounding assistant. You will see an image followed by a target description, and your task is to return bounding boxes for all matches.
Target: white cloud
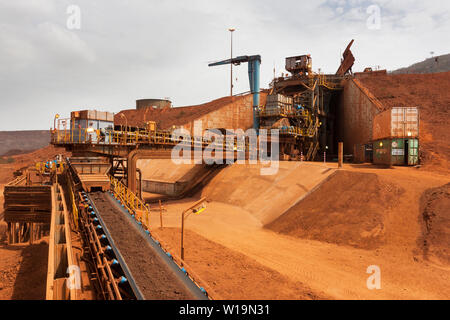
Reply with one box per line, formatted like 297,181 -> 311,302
35,22 -> 96,64
0,0 -> 449,130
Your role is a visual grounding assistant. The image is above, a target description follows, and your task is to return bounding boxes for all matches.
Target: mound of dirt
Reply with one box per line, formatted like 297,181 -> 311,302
0,240 -> 48,300
266,170 -> 404,249
201,162 -> 336,225
418,182 -> 450,265
359,72 -> 450,174
152,227 -> 326,300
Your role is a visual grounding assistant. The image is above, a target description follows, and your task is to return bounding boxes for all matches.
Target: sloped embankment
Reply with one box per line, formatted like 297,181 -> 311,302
266,170 -> 404,249
418,182 -> 450,265
201,162 -> 336,225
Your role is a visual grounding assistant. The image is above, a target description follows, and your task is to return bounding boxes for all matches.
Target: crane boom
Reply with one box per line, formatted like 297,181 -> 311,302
209,55 -> 261,132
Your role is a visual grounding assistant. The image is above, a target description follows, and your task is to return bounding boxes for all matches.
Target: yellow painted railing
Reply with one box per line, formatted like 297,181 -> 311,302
259,107 -> 311,118
51,127 -> 254,153
6,175 -> 26,186
109,176 -> 150,229
66,177 -> 79,231
36,161 -> 65,174
279,126 -> 309,137
317,74 -> 341,90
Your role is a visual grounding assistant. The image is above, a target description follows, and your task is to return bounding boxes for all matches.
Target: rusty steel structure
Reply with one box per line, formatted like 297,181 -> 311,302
336,39 -> 355,76
51,125 -> 262,195
43,155 -> 213,300
264,71 -> 345,160
260,40 -> 357,160
3,176 -> 52,244
69,157 -> 111,192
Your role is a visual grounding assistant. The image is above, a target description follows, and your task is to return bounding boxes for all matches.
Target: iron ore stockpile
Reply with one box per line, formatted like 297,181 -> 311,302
89,192 -> 196,300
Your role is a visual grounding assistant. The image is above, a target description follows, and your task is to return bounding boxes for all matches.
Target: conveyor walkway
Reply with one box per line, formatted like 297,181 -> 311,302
89,191 -> 208,300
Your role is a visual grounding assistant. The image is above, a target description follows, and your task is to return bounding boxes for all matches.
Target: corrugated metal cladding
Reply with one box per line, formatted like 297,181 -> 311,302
373,138 -> 419,166
373,107 -> 419,141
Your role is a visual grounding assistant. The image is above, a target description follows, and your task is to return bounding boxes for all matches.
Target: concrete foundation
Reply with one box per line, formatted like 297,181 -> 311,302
138,160 -> 220,197
142,179 -> 188,196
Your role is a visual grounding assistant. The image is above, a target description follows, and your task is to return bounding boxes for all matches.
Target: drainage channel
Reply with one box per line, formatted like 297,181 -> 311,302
88,191 -> 209,300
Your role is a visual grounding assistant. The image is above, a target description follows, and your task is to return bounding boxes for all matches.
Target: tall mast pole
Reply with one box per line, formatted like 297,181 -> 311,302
228,28 -> 235,96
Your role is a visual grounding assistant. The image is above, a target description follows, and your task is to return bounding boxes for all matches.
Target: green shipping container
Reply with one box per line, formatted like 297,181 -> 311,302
373,138 -> 419,166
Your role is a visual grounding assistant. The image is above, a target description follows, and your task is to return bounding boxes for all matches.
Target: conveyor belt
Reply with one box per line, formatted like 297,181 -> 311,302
89,191 -> 208,300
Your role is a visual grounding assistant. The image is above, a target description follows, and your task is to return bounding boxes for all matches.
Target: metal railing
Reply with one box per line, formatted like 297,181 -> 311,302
279,126 -> 308,136
277,120 -> 319,138
109,175 -> 150,228
52,127 -> 199,146
6,175 -> 26,186
51,127 -> 255,153
259,108 -> 300,118
36,160 -> 65,174
66,177 -> 79,231
317,73 -> 342,90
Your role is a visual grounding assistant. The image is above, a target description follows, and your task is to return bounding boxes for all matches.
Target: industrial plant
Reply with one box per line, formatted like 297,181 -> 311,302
0,3 -> 449,306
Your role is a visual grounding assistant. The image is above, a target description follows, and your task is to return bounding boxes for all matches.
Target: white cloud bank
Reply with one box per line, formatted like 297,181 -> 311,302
0,0 -> 448,130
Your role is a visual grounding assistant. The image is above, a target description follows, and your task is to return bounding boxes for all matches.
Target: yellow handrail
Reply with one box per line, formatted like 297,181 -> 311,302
66,176 -> 79,231
51,127 -> 253,152
35,160 -> 64,174
109,176 -> 150,229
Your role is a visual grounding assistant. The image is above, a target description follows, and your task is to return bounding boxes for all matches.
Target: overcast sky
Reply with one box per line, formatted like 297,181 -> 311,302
0,0 -> 449,130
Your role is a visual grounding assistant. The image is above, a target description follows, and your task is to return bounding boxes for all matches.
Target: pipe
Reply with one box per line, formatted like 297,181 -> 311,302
136,168 -> 142,199
248,59 -> 261,133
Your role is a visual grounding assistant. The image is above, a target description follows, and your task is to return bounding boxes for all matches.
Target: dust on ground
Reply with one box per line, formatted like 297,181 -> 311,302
153,164 -> 450,299
0,238 -> 48,300
418,182 -> 450,265
151,227 -> 327,300
0,180 -> 48,300
266,170 -> 405,249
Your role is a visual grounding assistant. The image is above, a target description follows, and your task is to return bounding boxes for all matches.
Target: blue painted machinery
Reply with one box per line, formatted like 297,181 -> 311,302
208,55 -> 261,132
